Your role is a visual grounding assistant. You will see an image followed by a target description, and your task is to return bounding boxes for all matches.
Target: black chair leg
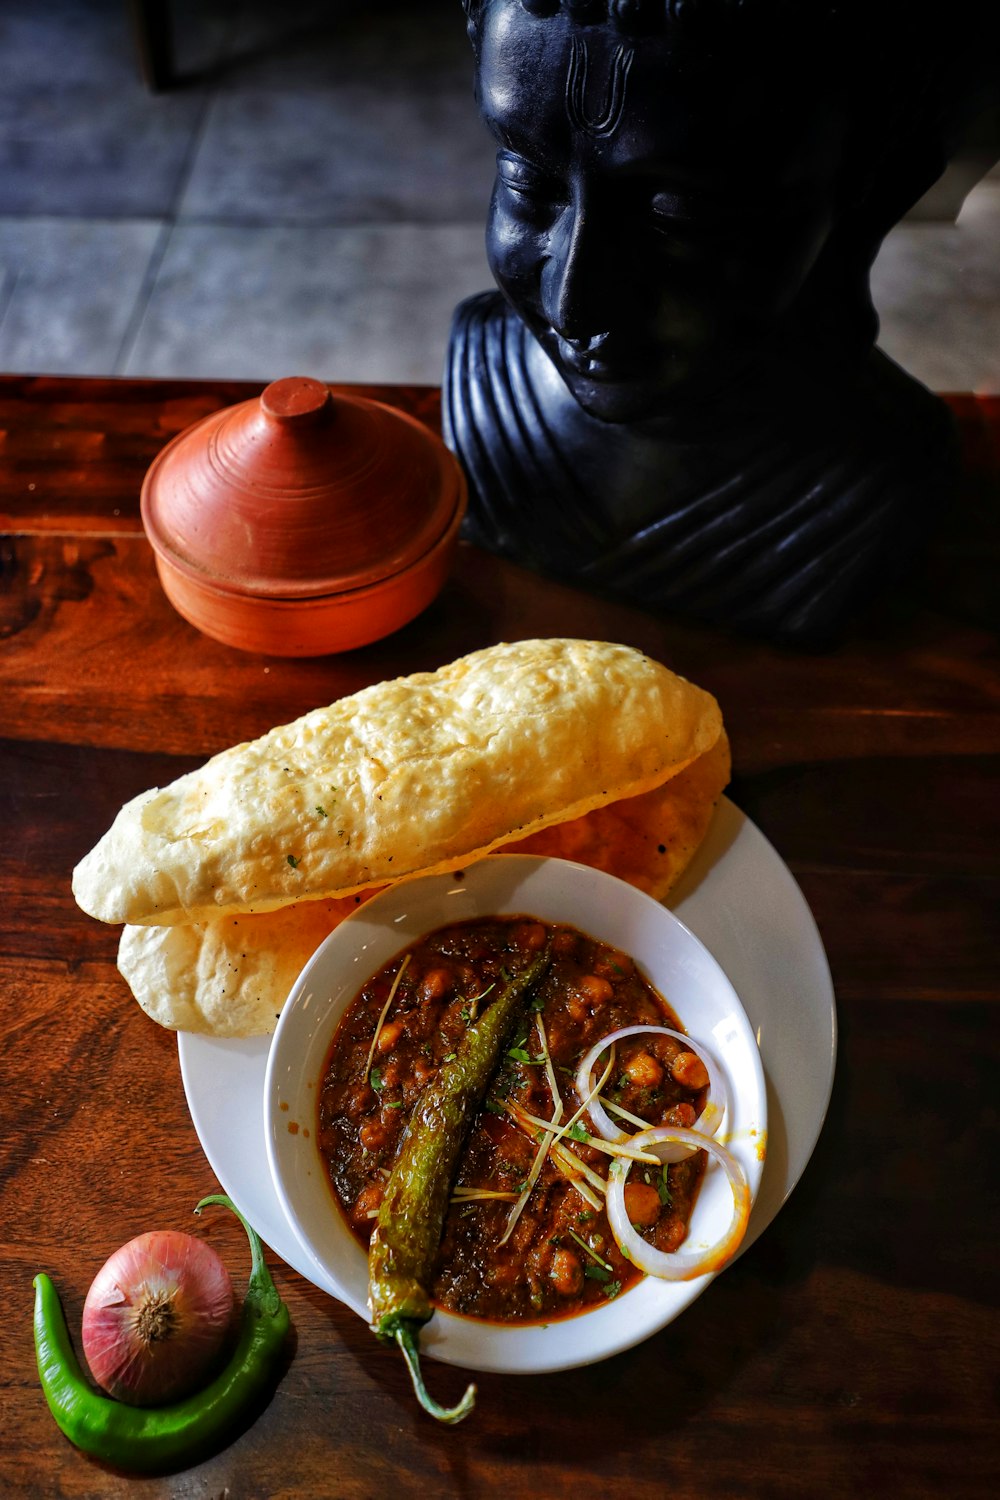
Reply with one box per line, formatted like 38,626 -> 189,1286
126,0 -> 174,92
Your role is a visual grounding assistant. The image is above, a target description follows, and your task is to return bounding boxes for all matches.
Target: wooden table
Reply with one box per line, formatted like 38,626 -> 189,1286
2,376 -> 997,1498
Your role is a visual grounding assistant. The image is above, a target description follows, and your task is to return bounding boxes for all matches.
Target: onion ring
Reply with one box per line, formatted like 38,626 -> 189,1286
606,1126 -> 751,1281
574,1025 -> 729,1155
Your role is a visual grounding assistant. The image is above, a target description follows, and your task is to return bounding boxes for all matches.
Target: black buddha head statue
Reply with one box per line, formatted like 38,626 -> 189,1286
448,1 -> 995,644
460,0 -> 989,428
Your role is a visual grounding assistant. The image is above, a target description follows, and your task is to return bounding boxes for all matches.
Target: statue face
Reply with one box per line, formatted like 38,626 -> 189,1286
478,5 -> 850,423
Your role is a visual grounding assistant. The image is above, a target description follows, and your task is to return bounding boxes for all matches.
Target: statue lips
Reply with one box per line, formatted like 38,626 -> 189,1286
543,321 -> 706,423
556,333 -> 615,380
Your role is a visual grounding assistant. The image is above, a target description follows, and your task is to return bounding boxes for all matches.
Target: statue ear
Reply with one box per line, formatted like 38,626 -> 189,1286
461,0 -> 486,56
461,1 -> 487,30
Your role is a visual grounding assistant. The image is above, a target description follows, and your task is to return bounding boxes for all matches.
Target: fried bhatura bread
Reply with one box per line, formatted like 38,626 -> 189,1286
73,639 -> 723,930
113,734 -> 730,1035
116,890 -> 380,1037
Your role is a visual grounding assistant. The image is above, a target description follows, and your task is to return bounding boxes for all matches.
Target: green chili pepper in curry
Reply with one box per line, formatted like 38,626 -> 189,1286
33,1195 -> 289,1472
368,945 -> 551,1423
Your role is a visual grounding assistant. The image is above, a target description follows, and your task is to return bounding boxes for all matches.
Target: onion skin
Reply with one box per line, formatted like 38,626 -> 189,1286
82,1230 -> 234,1406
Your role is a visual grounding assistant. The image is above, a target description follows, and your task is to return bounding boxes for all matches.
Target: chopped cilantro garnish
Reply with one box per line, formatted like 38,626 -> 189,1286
657,1166 -> 673,1207
604,1280 -> 622,1300
507,1045 -> 534,1065
584,1264 -> 612,1283
370,1067 -> 384,1091
315,805 -> 327,817
286,854 -> 299,868
566,1121 -> 589,1143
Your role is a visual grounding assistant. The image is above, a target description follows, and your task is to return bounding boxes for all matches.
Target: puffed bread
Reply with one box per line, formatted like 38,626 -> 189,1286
73,639 -> 723,930
113,734 -> 729,1035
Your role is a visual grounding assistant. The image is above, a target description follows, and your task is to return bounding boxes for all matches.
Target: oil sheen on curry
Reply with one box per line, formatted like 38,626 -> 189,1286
317,916 -> 710,1323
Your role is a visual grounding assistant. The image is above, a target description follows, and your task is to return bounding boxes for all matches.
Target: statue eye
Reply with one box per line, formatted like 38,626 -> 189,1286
649,190 -> 735,252
496,151 -> 562,205
650,190 -> 702,230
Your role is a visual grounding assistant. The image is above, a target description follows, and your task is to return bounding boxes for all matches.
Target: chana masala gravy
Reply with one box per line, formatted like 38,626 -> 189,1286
318,915 -> 711,1324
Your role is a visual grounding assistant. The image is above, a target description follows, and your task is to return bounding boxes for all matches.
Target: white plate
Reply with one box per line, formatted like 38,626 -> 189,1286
262,853 -> 766,1374
178,798 -> 835,1347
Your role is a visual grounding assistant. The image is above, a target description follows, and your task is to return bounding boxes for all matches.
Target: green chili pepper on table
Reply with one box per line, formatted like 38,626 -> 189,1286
33,1195 -> 290,1472
368,944 -> 551,1424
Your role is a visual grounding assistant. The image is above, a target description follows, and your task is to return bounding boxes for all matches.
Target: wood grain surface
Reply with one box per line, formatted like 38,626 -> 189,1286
1,376 -> 997,1499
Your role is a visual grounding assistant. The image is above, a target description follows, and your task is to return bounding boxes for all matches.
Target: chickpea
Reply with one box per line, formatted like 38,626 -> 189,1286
653,1215 -> 688,1253
623,1050 -> 664,1089
623,1181 -> 662,1227
671,1051 -> 710,1091
379,1098 -> 403,1128
359,1118 -> 388,1152
665,1101 -> 697,1128
379,1058 -> 401,1089
412,1055 -> 435,1089
513,921 -> 547,951
418,967 -> 453,1003
649,1033 -> 681,1063
376,1019 -> 404,1054
549,1247 -> 585,1298
564,993 -> 589,1023
578,974 -> 614,1006
593,952 -> 633,979
348,1081 -> 375,1114
351,1179 -> 385,1226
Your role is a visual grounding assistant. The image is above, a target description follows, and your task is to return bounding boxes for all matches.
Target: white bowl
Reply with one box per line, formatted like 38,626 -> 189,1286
263,854 -> 767,1375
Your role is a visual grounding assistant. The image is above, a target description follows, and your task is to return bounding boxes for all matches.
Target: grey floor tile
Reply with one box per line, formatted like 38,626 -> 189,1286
217,0 -> 478,93
0,0 -> 232,217
0,218 -> 163,375
180,86 -> 495,226
179,0 -> 492,226
121,221 -> 492,384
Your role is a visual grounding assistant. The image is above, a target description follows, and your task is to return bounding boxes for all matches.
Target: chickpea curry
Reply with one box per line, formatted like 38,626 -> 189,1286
318,916 -> 711,1324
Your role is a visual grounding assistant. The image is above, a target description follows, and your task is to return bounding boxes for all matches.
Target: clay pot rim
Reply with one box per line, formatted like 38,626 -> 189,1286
139,394 -> 466,600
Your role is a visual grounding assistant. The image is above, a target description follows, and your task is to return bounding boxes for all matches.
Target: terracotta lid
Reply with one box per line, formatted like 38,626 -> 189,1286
140,377 -> 463,600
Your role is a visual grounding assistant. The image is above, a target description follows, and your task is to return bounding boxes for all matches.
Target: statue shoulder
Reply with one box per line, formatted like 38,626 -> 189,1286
446,289 -> 519,376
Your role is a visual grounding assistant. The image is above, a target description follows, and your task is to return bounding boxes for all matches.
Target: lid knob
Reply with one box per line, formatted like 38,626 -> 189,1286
260,376 -> 333,427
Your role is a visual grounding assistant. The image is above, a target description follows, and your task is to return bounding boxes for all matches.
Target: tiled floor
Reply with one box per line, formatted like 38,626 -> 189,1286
1,0 -> 998,393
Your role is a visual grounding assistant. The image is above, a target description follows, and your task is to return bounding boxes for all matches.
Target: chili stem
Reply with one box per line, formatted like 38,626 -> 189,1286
393,1322 -> 476,1426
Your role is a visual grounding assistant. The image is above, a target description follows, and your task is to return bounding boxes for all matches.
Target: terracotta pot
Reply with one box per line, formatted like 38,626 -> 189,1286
140,376 -> 466,655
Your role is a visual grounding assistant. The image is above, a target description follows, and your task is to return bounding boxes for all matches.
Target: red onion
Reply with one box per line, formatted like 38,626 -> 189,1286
82,1230 -> 235,1406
